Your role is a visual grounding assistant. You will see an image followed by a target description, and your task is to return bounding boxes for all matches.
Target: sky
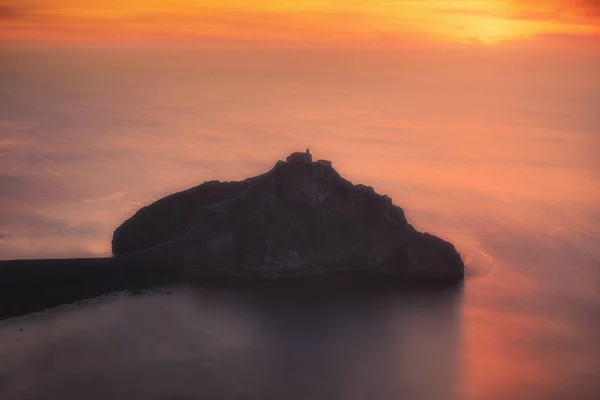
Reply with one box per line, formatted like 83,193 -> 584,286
0,0 -> 599,48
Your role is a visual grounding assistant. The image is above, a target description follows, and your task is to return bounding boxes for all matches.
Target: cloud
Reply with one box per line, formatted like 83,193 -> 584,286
0,6 -> 24,20
0,174 -> 33,200
507,0 -> 600,23
0,3 -> 388,46
0,0 -> 598,46
0,173 -> 83,205
567,0 -> 600,16
433,0 -> 600,24
0,2 -> 40,21
0,212 -> 100,239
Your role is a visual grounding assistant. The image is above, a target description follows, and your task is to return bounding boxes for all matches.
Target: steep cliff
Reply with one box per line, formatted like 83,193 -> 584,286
112,161 -> 464,282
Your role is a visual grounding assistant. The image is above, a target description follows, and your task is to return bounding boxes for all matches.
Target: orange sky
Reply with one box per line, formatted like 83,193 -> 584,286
1,0 -> 599,47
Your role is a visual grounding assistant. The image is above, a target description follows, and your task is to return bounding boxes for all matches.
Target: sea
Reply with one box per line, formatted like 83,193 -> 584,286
0,47 -> 599,400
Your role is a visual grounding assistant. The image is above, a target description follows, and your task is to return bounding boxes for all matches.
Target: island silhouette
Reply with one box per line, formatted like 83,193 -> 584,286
0,151 -> 464,319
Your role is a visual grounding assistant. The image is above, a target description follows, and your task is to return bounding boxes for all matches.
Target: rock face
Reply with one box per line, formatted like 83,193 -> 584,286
112,161 -> 464,282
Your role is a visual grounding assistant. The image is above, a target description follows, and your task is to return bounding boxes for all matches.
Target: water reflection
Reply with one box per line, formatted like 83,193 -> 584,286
0,283 -> 464,400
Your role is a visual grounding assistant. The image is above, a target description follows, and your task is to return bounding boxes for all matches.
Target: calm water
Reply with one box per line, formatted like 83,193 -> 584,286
0,48 -> 599,399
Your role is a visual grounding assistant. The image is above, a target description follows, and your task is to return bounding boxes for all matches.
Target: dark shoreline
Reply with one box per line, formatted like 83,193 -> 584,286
0,256 -> 179,320
0,257 -> 463,320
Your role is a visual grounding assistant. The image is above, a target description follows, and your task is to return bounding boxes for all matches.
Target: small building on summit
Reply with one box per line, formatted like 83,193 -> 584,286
286,148 -> 313,164
285,149 -> 332,167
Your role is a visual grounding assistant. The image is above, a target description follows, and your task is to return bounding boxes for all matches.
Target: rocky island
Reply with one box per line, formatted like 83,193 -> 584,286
112,150 -> 464,282
0,151 -> 463,319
